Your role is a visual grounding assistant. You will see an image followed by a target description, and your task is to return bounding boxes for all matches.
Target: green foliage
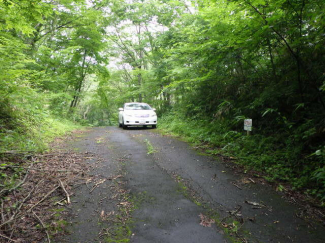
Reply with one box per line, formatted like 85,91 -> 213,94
0,0 -> 100,152
0,112 -> 80,152
313,167 -> 325,200
0,0 -> 324,202
0,0 -> 52,35
159,113 -> 325,202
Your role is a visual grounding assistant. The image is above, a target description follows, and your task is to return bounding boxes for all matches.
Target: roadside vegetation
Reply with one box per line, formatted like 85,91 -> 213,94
159,114 -> 325,204
1,2 -> 324,241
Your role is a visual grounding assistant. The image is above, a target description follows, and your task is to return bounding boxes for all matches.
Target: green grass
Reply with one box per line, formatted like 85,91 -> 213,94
158,114 -> 325,204
104,191 -> 157,243
144,139 -> 157,155
0,117 -> 81,153
104,225 -> 132,243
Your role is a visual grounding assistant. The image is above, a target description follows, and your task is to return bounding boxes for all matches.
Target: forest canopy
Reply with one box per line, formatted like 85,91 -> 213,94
0,0 -> 324,200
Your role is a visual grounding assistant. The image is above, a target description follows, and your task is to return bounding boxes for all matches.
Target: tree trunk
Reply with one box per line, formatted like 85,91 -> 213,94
69,50 -> 87,112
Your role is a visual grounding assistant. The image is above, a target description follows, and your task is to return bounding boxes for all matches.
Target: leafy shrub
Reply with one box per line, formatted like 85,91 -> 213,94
159,113 -> 325,203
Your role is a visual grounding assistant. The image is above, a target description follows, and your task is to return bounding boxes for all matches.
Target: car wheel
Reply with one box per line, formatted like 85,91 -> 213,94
118,122 -> 122,128
152,125 -> 157,129
122,120 -> 127,129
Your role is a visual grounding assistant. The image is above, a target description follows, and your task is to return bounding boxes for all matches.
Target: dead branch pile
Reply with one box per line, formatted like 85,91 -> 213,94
0,151 -> 93,243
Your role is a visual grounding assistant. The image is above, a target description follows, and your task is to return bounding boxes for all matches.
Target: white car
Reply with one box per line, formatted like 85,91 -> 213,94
118,102 -> 157,129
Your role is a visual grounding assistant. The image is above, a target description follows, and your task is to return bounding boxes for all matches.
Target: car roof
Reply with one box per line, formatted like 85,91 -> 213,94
124,102 -> 149,105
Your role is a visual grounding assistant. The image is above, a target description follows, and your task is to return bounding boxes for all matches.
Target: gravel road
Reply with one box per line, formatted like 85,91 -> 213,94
60,127 -> 325,243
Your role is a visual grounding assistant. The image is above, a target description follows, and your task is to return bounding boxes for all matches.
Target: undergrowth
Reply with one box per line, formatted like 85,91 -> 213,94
0,113 -> 80,153
159,114 -> 325,204
0,77 -> 81,153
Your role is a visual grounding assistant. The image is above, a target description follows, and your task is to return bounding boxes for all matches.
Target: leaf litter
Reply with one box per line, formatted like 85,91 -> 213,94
0,147 -> 95,242
199,213 -> 215,227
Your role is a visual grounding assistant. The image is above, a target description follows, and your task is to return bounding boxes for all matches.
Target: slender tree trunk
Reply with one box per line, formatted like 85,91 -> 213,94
137,24 -> 143,102
83,106 -> 90,119
138,71 -> 142,102
296,0 -> 305,103
69,50 -> 87,111
267,38 -> 276,77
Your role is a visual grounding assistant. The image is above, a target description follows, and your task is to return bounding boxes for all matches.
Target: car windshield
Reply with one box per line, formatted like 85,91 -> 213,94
125,103 -> 152,110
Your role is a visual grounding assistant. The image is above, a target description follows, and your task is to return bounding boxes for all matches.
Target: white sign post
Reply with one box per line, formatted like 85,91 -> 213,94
244,119 -> 252,135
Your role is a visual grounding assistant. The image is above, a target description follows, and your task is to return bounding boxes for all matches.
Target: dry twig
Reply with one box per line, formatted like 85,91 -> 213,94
0,183 -> 37,228
244,200 -> 266,208
0,148 -> 91,241
1,200 -> 5,223
0,163 -> 33,197
0,233 -> 17,242
90,179 -> 106,193
248,178 -> 256,184
33,211 -> 51,243
59,179 -> 70,204
221,205 -> 242,223
0,165 -> 82,173
27,185 -> 60,213
232,182 -> 242,190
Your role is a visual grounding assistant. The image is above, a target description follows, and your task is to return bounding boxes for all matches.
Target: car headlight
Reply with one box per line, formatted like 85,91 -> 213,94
150,113 -> 157,117
125,114 -> 133,117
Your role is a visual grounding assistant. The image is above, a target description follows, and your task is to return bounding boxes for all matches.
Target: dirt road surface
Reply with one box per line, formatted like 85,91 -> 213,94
59,127 -> 325,243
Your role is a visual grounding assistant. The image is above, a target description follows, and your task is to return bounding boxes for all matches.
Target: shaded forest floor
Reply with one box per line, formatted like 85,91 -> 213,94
0,131 -> 92,242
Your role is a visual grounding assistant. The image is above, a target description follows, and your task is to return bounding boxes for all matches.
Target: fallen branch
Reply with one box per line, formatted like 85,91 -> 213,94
221,205 -> 242,223
0,133 -> 93,242
33,211 -> 51,243
1,200 -> 5,223
90,179 -> 106,193
59,179 -> 70,204
0,163 -> 33,197
8,225 -> 16,243
232,182 -> 242,190
54,198 -> 66,206
0,165 -> 81,173
245,200 -> 266,208
229,205 -> 242,216
0,184 -> 36,228
108,175 -> 123,180
0,233 -> 17,242
27,185 -> 60,213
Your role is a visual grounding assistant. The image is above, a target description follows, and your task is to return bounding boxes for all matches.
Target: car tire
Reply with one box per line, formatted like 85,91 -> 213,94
121,119 -> 127,129
119,122 -> 122,128
152,125 -> 157,129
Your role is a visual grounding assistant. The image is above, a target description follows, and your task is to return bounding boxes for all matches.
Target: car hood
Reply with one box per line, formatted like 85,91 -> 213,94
124,110 -> 156,116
